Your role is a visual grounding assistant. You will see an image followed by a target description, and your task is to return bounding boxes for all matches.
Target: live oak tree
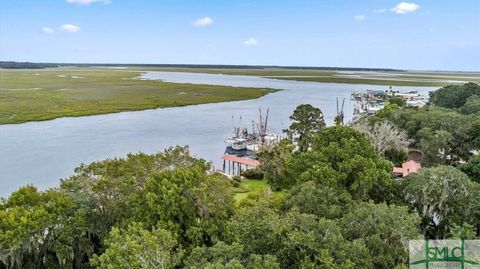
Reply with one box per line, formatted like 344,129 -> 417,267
283,180 -> 353,219
284,126 -> 393,201
225,202 -> 373,269
0,146 -> 226,269
0,186 -> 94,269
460,95 -> 480,114
91,222 -> 181,269
128,167 -> 235,247
184,241 -> 280,269
340,203 -> 421,269
283,104 -> 326,152
429,82 -> 480,109
401,166 -> 480,239
459,155 -> 480,183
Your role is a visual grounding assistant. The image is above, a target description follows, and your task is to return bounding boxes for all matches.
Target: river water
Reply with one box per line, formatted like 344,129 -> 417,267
0,72 -> 436,197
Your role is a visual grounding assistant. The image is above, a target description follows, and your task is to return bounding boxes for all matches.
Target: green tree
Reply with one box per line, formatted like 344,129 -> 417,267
312,126 -> 393,201
91,222 -> 181,269
340,203 -> 421,269
418,128 -> 452,166
468,117 -> 480,149
184,241 -> 280,269
283,104 -> 326,152
272,126 -> 393,201
283,181 -> 353,219
401,166 -> 480,239
60,146 -> 210,240
129,168 -> 235,247
460,95 -> 480,114
0,186 -> 93,269
226,202 -> 372,269
389,96 -> 406,107
385,107 -> 472,165
429,82 -> 480,108
285,126 -> 393,201
448,223 -> 477,239
256,140 -> 294,190
459,155 -> 480,183
375,103 -> 401,119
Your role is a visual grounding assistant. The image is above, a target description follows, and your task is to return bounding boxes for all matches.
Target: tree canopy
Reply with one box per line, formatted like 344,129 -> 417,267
2,86 -> 480,268
401,166 -> 480,239
429,82 -> 480,109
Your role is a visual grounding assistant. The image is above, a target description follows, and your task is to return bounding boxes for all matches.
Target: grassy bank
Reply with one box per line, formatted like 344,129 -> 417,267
0,68 -> 274,124
233,179 -> 269,202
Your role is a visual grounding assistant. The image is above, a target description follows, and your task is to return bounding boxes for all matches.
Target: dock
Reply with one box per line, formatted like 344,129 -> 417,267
221,154 -> 260,176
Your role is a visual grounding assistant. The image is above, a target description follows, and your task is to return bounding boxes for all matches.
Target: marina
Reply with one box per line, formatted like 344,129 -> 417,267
351,88 -> 429,121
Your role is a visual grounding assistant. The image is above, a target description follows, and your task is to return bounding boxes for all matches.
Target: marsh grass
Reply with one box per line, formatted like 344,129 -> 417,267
0,68 -> 274,124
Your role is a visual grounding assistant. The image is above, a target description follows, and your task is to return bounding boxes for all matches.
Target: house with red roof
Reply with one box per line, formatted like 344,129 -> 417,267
392,160 -> 421,178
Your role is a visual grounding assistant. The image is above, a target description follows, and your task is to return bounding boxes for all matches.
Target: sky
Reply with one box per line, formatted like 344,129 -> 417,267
0,0 -> 479,71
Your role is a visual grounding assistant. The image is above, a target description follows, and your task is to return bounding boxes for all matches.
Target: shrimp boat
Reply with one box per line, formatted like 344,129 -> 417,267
224,108 -> 279,154
224,118 -> 249,150
231,138 -> 248,150
221,108 -> 281,176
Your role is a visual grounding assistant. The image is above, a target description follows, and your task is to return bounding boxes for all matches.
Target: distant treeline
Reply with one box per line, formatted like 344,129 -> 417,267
0,61 -> 403,72
0,61 -> 60,69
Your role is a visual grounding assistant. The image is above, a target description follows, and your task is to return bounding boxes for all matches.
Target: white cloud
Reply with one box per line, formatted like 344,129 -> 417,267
66,0 -> 111,5
391,2 -> 420,14
455,40 -> 467,47
355,14 -> 366,21
373,8 -> 386,13
59,24 -> 81,33
193,17 -> 213,27
42,26 -> 54,34
243,38 -> 258,46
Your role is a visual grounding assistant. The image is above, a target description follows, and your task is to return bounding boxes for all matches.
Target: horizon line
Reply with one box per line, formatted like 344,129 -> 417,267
1,60 -> 479,73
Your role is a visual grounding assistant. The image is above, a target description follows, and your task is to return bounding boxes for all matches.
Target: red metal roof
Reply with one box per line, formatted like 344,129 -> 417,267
393,160 -> 421,177
221,154 -> 260,167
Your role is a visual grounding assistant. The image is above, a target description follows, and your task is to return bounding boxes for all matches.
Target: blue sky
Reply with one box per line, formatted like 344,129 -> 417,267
0,0 -> 479,71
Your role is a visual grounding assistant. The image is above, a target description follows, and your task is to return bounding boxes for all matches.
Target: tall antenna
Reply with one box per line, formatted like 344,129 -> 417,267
259,108 -> 263,131
336,98 -> 339,115
264,108 -> 269,134
335,97 -> 345,125
239,116 -> 243,137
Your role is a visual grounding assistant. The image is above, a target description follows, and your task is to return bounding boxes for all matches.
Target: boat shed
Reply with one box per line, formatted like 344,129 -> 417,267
221,154 -> 260,176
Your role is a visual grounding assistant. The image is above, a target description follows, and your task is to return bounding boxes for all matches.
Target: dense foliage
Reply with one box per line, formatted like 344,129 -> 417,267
369,85 -> 480,165
1,83 -> 480,268
429,82 -> 480,108
0,61 -> 59,69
